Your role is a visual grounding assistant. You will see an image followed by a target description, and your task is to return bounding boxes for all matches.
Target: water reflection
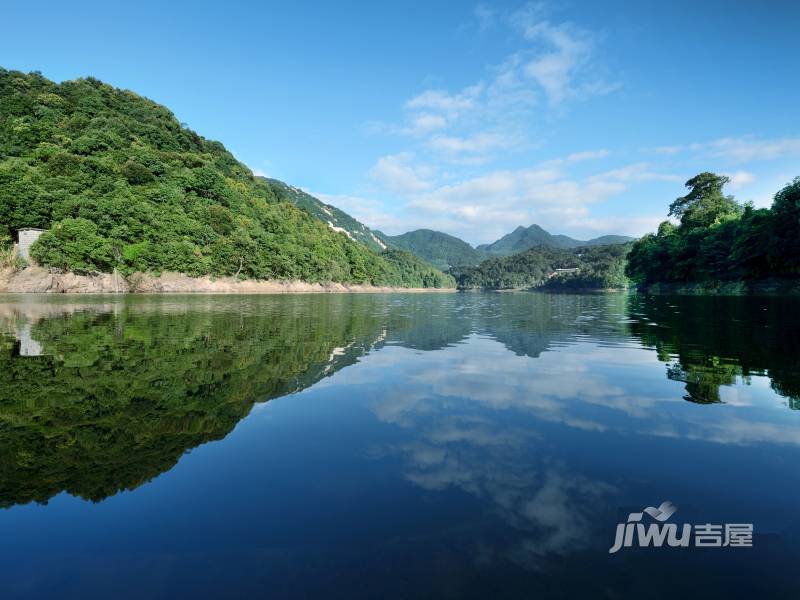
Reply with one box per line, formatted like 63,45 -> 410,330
1,293 -> 799,597
2,293 -> 800,510
627,295 -> 800,408
0,297 -> 381,506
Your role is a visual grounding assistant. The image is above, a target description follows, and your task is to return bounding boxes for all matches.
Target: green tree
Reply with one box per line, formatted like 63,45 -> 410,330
626,173 -> 800,285
668,172 -> 741,230
769,178 -> 800,275
30,217 -> 116,271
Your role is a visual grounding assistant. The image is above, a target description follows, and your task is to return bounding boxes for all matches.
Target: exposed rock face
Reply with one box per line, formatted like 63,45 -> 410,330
0,268 -> 453,294
0,267 -> 128,293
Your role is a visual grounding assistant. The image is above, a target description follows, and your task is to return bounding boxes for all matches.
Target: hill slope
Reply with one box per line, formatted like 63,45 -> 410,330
477,224 -> 634,256
264,178 -> 387,252
0,68 -> 452,288
376,229 -> 484,269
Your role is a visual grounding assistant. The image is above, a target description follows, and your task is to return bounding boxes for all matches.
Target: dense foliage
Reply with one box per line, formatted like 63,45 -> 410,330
626,173 -> 800,285
376,228 -> 485,269
476,224 -> 633,256
380,248 -> 455,288
452,243 -> 630,290
0,68 -> 452,287
264,178 -> 386,252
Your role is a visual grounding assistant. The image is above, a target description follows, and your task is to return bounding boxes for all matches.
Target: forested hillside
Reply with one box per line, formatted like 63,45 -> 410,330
452,243 -> 630,290
376,229 -> 485,269
0,68 -> 452,288
626,173 -> 800,285
264,178 -> 387,252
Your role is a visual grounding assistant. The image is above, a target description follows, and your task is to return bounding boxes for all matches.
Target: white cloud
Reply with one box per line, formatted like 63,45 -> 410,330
405,85 -> 482,118
369,3 -> 614,167
591,163 -> 683,183
704,137 -> 800,162
652,136 -> 800,162
368,113 -> 449,137
654,145 -> 683,155
567,215 -> 662,237
427,132 -> 512,155
726,170 -> 755,190
566,149 -> 609,162
370,153 -> 434,194
521,32 -> 590,104
511,4 -> 614,106
408,113 -> 447,134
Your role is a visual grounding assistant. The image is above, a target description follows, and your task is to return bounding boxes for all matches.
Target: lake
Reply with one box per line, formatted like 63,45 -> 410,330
0,292 -> 799,599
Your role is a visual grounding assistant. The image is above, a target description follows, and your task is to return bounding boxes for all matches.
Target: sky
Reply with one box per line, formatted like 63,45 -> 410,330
2,0 -> 799,245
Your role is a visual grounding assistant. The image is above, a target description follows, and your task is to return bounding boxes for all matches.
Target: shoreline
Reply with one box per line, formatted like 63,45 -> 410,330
458,286 -> 627,293
637,279 -> 800,296
0,267 -> 456,295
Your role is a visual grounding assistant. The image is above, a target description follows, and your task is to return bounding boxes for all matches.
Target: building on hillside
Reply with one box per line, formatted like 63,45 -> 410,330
17,228 -> 46,261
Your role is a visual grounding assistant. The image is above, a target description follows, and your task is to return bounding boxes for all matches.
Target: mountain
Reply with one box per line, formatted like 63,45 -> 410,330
370,223 -> 633,271
0,68 -> 452,288
375,229 -> 484,269
477,224 -> 635,256
264,179 -> 387,253
477,224 -> 561,255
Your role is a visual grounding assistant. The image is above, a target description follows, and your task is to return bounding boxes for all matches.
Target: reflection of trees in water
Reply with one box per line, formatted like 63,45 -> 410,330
0,296 -> 391,507
3,291 -> 799,509
627,295 -> 800,407
0,293 -> 481,509
665,362 -> 738,404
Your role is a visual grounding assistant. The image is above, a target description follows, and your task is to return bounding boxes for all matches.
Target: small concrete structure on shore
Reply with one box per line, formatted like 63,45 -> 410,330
17,229 -> 46,261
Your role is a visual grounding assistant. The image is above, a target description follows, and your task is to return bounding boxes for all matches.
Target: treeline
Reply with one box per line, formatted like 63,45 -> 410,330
0,68 -> 453,288
451,243 -> 629,290
626,173 -> 800,285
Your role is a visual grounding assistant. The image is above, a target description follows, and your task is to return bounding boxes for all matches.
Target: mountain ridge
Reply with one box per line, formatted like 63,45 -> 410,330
370,224 -> 635,270
374,229 -> 484,269
476,224 -> 634,256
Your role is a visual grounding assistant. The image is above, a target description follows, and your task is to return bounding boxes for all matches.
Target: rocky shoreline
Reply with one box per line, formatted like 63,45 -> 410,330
0,267 -> 456,294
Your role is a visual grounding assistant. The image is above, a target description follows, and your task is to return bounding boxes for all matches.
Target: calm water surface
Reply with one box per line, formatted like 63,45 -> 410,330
0,292 -> 799,599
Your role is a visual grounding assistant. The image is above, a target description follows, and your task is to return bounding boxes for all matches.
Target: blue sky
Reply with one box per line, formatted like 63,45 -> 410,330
2,0 -> 799,244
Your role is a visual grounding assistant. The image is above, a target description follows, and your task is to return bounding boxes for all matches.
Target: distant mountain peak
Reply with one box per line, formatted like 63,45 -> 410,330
479,223 -> 634,256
